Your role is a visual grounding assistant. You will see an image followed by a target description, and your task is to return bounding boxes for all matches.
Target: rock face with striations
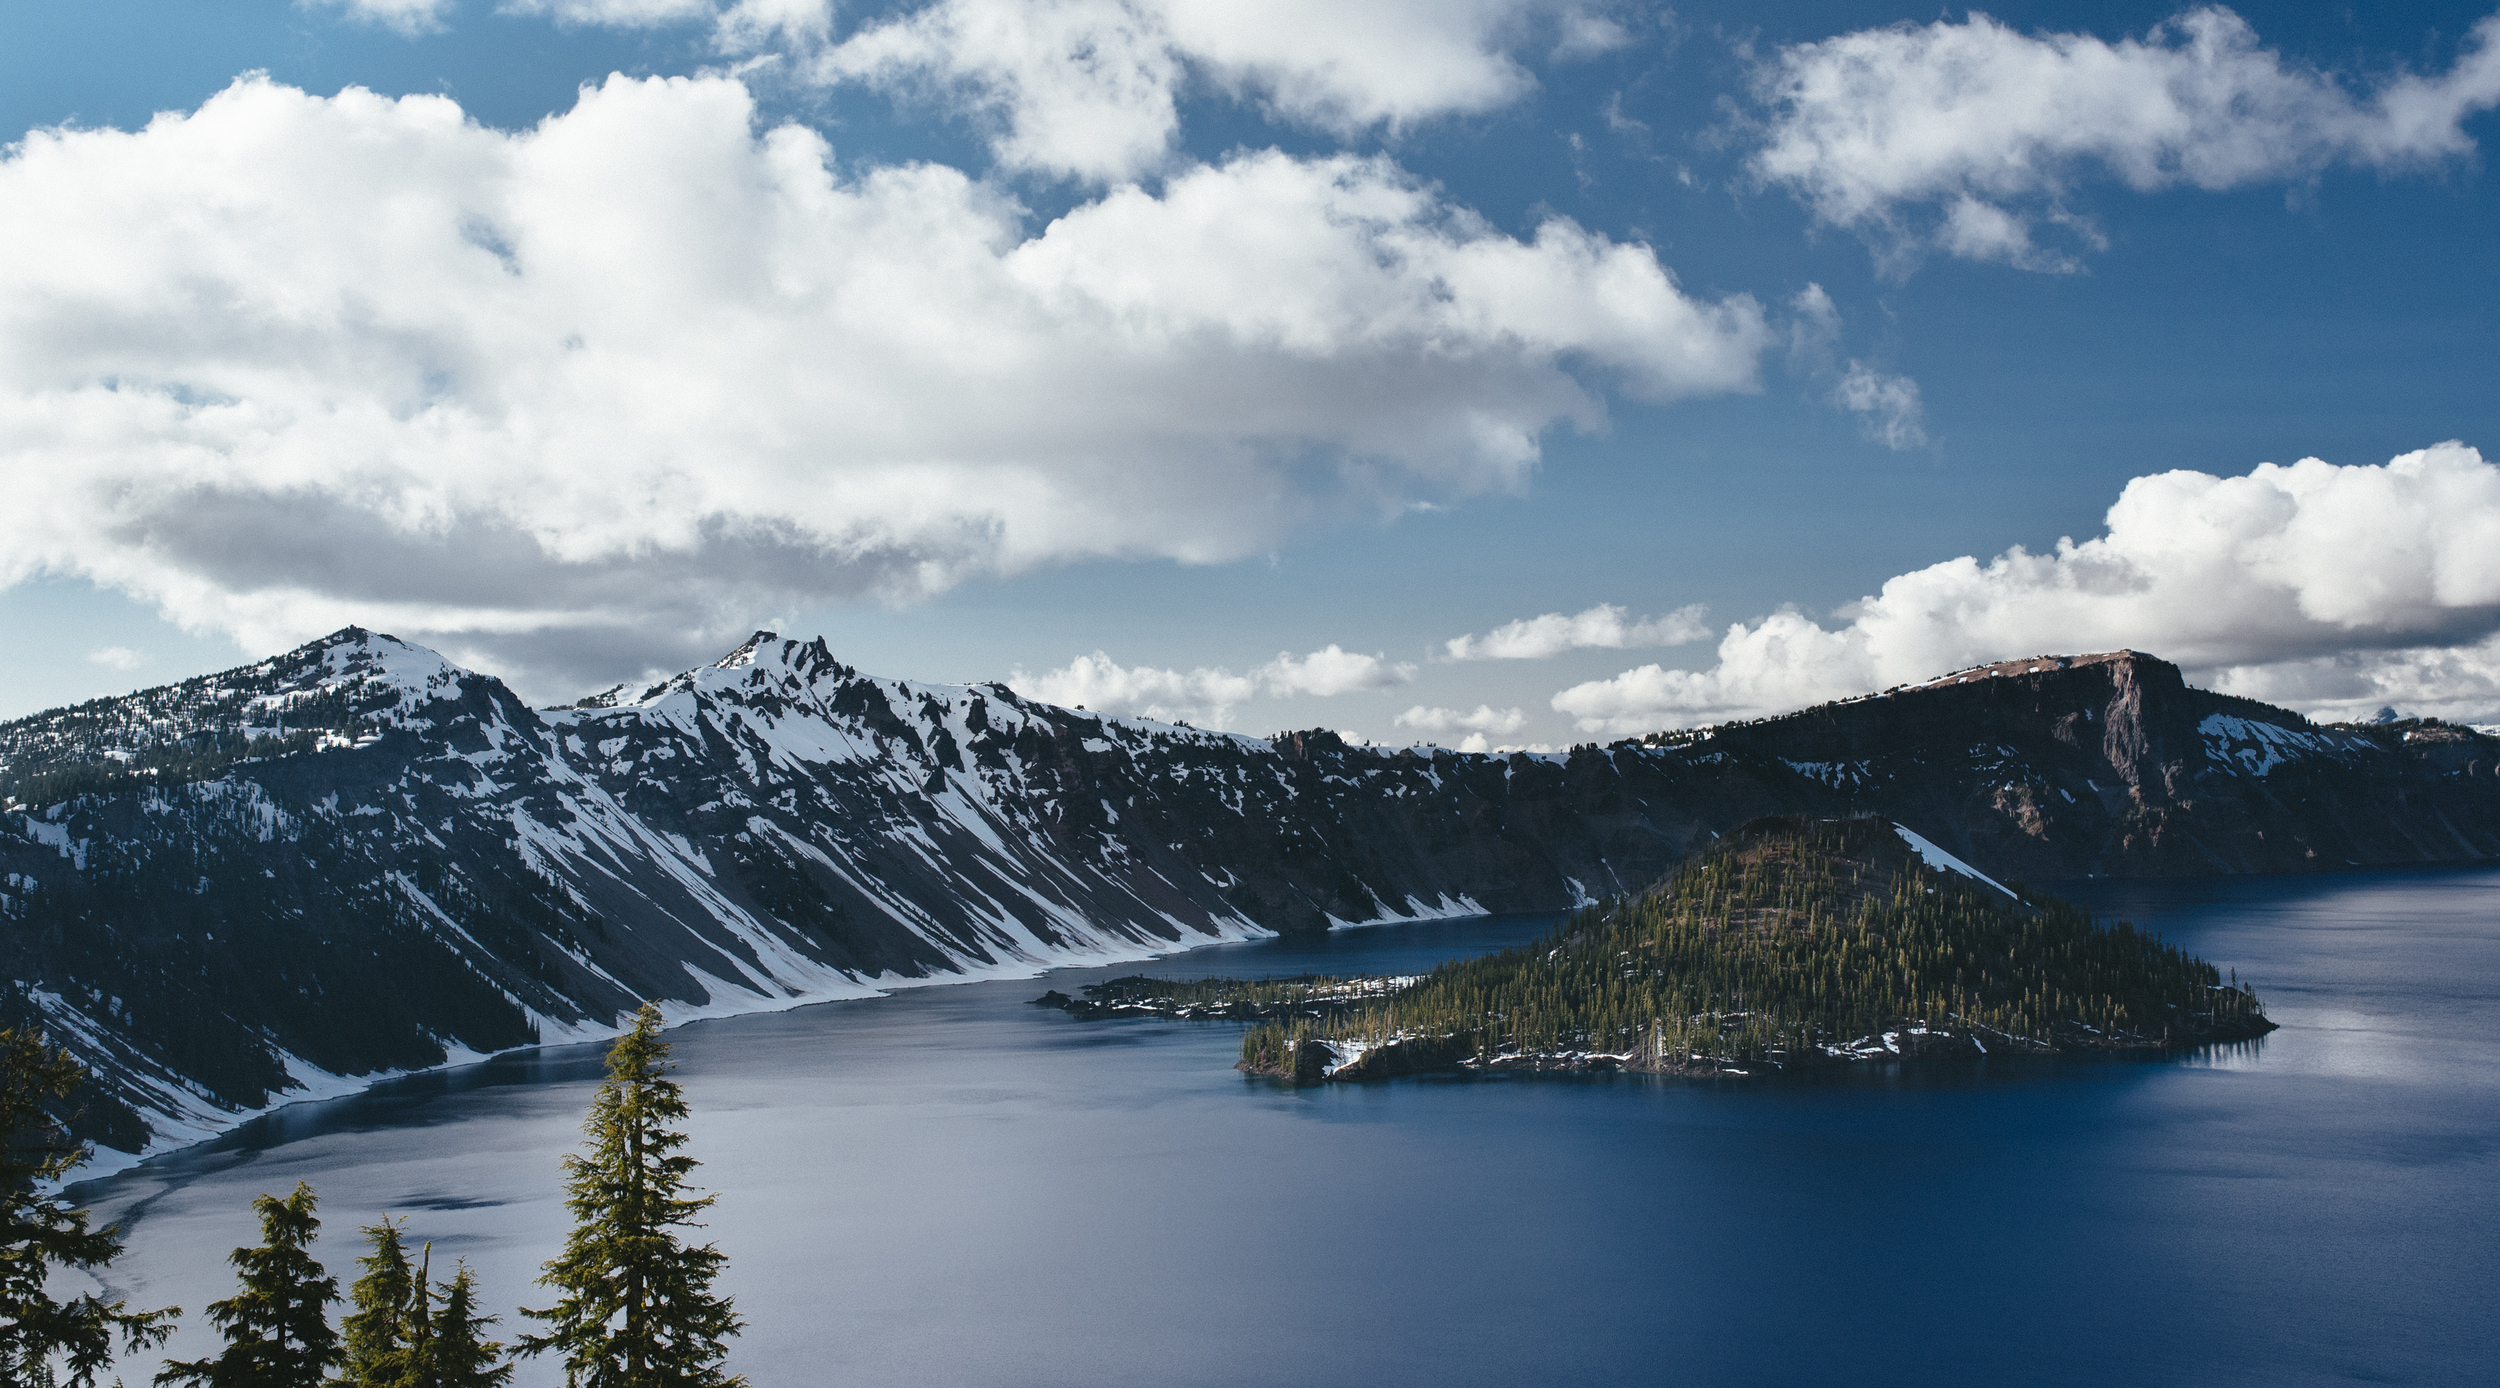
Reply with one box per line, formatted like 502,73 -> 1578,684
1,632 -> 2493,1156
1705,650 -> 2500,878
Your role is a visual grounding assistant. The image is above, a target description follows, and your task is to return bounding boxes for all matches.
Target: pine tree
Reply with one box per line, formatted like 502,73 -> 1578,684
521,1003 -> 744,1388
403,1246 -> 435,1387
426,1264 -> 514,1388
0,1028 -> 180,1387
339,1217 -> 416,1387
155,1182 -> 341,1388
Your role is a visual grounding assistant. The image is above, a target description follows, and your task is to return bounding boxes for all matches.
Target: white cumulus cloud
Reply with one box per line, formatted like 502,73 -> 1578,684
1445,602 -> 1709,660
351,0 -> 1614,171
1009,651 -> 1259,726
1262,645 -> 1417,697
1749,7 -> 2500,270
1394,703 -> 1527,733
808,0 -> 1617,181
1555,441 -> 2500,733
1393,703 -> 1538,753
0,75 -> 1771,699
1012,644 -> 1414,726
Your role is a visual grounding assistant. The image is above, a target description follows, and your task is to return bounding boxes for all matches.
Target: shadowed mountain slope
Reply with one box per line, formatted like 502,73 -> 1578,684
3,633 -> 2492,1157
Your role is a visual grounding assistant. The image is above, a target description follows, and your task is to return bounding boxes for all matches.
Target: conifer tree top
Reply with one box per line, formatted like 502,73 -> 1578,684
339,1216 -> 418,1388
155,1181 -> 341,1388
523,1002 -> 745,1388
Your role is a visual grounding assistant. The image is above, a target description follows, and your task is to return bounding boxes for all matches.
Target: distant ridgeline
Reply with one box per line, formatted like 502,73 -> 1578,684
0,630 -> 2484,1158
1210,818 -> 2275,1083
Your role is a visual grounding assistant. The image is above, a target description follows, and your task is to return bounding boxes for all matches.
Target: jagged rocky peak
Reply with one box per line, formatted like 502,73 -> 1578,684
567,630 -> 1274,764
561,632 -> 868,714
713,629 -> 779,668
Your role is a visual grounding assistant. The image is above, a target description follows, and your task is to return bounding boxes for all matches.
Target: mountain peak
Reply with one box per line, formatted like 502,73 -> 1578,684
714,631 -> 781,670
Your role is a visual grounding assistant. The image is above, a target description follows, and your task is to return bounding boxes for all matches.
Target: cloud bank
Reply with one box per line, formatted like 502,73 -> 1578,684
1011,645 -> 1415,727
332,0 -> 1617,183
1556,442 -> 2500,733
1750,7 -> 2500,270
811,0 -> 1615,181
0,74 -> 1772,698
1444,602 -> 1709,660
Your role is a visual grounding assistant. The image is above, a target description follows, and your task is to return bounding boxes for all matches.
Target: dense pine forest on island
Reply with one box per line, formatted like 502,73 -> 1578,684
1039,818 -> 2275,1084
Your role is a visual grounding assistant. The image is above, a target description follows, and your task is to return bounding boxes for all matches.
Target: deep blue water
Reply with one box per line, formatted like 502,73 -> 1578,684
71,869 -> 2500,1387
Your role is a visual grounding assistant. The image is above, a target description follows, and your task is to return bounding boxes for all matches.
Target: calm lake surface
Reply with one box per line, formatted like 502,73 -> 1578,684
72,867 -> 2500,1387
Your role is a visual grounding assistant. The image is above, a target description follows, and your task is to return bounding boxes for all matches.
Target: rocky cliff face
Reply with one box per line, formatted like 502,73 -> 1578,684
1704,650 -> 2500,879
2,633 -> 2493,1158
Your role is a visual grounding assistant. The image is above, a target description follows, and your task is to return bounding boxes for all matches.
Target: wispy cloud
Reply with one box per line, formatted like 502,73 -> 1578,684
1833,363 -> 1926,451
1012,644 -> 1414,727
300,0 -> 458,36
1445,602 -> 1709,661
499,0 -> 715,27
85,646 -> 145,671
795,0 -> 1601,182
1788,284 -> 1925,448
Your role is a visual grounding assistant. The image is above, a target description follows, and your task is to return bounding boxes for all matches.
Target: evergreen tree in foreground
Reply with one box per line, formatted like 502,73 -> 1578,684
403,1248 -> 436,1387
427,1263 -> 515,1388
0,1028 -> 180,1387
339,1217 -> 512,1388
522,1003 -> 743,1388
155,1182 -> 341,1388
339,1217 -> 419,1388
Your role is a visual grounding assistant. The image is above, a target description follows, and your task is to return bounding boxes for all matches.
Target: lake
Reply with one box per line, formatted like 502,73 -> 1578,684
68,866 -> 2500,1387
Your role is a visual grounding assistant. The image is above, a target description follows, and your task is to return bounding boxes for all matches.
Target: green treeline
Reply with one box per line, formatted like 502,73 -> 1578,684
1244,817 -> 2267,1071
0,727 -> 375,808
1061,973 -> 1402,1018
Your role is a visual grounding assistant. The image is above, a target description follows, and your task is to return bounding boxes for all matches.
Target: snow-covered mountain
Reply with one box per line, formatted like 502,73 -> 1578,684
0,629 -> 1668,1162
4,633 -> 2495,1163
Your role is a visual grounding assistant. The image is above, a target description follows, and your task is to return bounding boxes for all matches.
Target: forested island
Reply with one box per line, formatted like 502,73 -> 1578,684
1039,817 -> 2275,1084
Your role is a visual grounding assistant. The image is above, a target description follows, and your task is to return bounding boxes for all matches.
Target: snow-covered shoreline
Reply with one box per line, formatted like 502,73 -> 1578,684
63,888 -> 1509,1190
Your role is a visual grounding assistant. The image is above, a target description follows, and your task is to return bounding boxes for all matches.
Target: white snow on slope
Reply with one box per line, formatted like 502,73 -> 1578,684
2196,712 -> 2355,776
1892,823 -> 2020,902
1325,891 -> 1491,931
29,629 -> 1628,1173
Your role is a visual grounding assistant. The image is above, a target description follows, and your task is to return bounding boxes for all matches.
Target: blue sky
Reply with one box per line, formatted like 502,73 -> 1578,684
3,1 -> 2497,745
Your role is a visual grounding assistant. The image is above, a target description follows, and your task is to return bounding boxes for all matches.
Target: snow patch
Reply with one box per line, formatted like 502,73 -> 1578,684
2197,713 -> 2348,777
1891,824 -> 2020,902
1325,891 -> 1492,931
